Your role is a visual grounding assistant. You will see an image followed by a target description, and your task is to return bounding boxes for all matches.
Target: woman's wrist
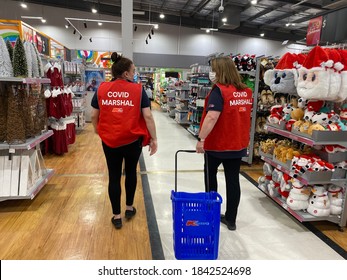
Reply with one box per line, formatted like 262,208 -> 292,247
197,137 -> 205,142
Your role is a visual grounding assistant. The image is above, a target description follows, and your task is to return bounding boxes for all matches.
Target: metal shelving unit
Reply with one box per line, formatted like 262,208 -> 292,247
260,124 -> 347,229
0,77 -> 54,202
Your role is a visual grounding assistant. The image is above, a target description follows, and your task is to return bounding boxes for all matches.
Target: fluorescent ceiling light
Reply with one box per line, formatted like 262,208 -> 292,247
160,13 -> 165,19
282,40 -> 289,45
20,3 -> 27,8
92,8 -> 97,13
98,22 -> 103,26
251,0 -> 257,4
41,19 -> 46,23
260,33 -> 265,37
21,16 -> 44,19
133,11 -> 145,15
200,28 -> 218,32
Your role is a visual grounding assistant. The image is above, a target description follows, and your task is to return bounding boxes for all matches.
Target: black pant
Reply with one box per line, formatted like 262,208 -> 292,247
102,140 -> 142,215
204,153 -> 242,224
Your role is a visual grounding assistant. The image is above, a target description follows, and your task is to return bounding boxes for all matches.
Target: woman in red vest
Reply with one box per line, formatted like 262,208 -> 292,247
196,56 -> 252,231
91,52 -> 158,229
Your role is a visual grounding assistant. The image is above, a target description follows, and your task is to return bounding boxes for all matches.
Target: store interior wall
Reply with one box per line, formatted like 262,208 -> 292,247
1,0 -> 308,66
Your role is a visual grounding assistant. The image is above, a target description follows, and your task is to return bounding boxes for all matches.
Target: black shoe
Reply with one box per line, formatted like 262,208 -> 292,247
220,214 -> 236,231
125,207 -> 137,219
111,217 -> 122,229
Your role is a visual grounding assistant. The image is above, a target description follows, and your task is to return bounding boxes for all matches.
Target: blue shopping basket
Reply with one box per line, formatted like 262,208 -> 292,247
171,150 -> 223,260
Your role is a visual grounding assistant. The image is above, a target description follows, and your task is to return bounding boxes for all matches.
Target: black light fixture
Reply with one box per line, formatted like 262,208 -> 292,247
89,37 -> 92,42
148,33 -> 152,39
151,28 -> 154,35
145,39 -> 148,44
73,29 -> 76,34
134,24 -> 137,31
79,35 -> 82,40
84,22 -> 87,28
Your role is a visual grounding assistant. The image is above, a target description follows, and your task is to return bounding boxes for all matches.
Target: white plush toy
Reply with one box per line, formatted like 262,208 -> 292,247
268,168 -> 282,197
327,185 -> 343,215
286,178 -> 311,211
307,185 -> 330,217
296,46 -> 342,101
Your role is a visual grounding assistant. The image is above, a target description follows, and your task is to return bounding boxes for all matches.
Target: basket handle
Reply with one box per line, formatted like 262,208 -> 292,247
175,150 -> 196,192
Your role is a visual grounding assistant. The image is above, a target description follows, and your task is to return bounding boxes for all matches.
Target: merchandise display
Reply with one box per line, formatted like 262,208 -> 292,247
258,48 -> 347,229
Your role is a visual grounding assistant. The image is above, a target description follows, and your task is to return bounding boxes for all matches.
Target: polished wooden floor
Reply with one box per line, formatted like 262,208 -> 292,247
0,119 -> 346,259
0,125 -> 152,259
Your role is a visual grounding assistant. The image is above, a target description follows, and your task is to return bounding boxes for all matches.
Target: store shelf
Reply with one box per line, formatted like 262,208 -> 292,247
0,169 -> 54,202
188,105 -> 203,110
0,77 -> 51,84
239,70 -> 256,76
0,130 -> 54,150
254,183 -> 340,224
265,124 -> 347,148
260,155 -> 337,186
187,127 -> 199,136
175,119 -> 191,125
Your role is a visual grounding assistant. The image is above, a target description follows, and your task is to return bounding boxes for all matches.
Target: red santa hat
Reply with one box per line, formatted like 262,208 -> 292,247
302,46 -> 329,70
323,48 -> 344,71
275,52 -> 299,70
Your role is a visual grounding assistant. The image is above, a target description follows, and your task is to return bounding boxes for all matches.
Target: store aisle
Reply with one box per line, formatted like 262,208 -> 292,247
142,109 -> 344,260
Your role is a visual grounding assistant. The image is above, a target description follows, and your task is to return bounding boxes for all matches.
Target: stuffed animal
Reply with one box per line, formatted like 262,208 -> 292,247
267,104 -> 283,125
240,54 -> 250,71
279,173 -> 291,199
307,123 -> 325,135
296,46 -> 343,101
268,168 -> 282,197
311,112 -> 330,127
307,185 -> 330,217
264,52 -> 303,95
299,120 -> 312,134
232,54 -> 242,71
286,178 -> 310,211
290,107 -> 304,121
327,185 -> 343,215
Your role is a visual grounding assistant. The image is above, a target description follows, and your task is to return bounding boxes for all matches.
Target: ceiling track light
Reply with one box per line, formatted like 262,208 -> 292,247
20,2 -> 27,9
73,29 -> 76,34
84,22 -> 87,28
148,33 -> 152,39
79,35 -> 82,40
92,8 -> 97,14
151,28 -> 154,35
134,24 -> 137,31
159,13 -> 165,19
89,37 -> 92,42
145,39 -> 148,44
98,22 -> 102,26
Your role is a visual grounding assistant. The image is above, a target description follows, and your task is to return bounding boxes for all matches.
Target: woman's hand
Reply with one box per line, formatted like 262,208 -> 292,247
196,141 -> 205,153
149,139 -> 158,156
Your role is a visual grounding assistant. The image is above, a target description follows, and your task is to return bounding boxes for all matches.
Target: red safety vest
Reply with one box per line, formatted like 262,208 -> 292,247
201,83 -> 253,151
97,79 -> 150,148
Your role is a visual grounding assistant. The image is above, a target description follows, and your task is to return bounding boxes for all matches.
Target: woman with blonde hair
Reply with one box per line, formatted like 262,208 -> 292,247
196,56 -> 253,231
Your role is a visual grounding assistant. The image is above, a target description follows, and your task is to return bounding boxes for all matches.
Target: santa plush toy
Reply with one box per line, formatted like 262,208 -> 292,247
286,178 -> 311,211
327,185 -> 343,215
296,46 -> 343,101
267,104 -> 283,125
279,173 -> 291,199
268,168 -> 282,197
307,185 -> 331,217
264,52 -> 304,95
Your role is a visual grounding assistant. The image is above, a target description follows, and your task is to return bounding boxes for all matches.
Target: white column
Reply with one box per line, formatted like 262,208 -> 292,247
121,0 -> 133,60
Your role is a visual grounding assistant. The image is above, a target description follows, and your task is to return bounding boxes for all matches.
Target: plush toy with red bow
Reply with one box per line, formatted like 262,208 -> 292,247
286,178 -> 311,211
307,185 -> 331,217
327,185 -> 343,215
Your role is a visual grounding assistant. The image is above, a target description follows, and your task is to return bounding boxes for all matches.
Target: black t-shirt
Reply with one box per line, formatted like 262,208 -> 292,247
205,86 -> 247,159
91,87 -> 150,109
